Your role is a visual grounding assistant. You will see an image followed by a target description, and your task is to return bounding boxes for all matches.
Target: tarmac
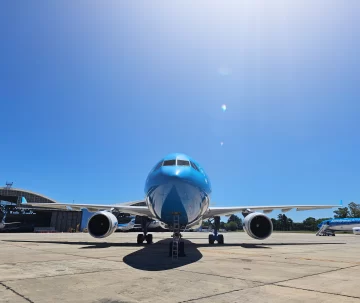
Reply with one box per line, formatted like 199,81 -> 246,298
1,231 -> 360,303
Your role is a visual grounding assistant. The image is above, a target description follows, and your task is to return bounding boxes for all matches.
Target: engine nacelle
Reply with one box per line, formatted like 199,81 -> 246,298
243,212 -> 273,240
88,211 -> 118,238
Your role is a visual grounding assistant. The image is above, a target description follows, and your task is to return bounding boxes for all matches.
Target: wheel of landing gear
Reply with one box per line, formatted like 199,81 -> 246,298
218,234 -> 224,244
209,234 -> 215,244
146,234 -> 153,244
137,234 -> 144,244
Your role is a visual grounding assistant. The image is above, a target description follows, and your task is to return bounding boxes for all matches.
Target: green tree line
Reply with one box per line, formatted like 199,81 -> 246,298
201,202 -> 360,232
202,214 -> 243,231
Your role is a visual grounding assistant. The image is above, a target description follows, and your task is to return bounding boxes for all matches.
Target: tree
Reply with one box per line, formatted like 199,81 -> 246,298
287,218 -> 293,231
277,214 -> 289,231
220,221 -> 226,230
282,214 -> 288,230
227,214 -> 242,229
292,222 -> 305,231
348,202 -> 360,218
271,218 -> 278,230
226,221 -> 238,231
202,220 -> 211,229
303,217 -> 317,231
334,207 -> 349,218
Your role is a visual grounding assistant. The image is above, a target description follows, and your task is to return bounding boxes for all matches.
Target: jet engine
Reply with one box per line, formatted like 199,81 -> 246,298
243,212 -> 273,240
88,211 -> 118,238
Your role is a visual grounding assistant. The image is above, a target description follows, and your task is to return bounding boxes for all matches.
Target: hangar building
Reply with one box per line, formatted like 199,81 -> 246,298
0,186 -> 82,232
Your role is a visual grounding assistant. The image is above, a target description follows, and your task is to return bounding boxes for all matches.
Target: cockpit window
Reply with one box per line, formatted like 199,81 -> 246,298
190,161 -> 200,171
177,159 -> 190,166
163,159 -> 176,166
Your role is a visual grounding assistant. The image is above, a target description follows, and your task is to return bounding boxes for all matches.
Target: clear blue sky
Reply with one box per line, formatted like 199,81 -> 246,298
1,2 -> 359,222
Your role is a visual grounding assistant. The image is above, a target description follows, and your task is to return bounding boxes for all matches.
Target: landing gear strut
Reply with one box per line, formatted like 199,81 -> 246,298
137,216 -> 153,244
208,216 -> 224,244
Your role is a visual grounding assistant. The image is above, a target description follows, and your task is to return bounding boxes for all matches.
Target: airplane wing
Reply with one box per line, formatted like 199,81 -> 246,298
21,201 -> 154,218
203,204 -> 338,219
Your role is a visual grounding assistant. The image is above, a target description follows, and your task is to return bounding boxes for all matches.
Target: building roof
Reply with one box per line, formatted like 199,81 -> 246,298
0,187 -> 58,204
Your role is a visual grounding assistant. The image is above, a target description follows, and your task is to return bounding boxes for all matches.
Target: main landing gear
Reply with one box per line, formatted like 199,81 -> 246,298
208,216 -> 224,245
137,216 -> 153,244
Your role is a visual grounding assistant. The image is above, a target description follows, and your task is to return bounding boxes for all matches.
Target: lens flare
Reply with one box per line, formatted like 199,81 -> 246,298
221,104 -> 227,112
220,142 -> 224,146
218,66 -> 231,76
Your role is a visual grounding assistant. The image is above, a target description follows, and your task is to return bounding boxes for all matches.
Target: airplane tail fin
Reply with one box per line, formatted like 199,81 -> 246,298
340,200 -> 343,206
21,197 -> 27,204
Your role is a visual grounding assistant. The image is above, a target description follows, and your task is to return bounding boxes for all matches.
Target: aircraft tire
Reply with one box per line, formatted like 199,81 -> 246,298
146,234 -> 153,244
218,234 -> 224,244
209,234 -> 215,244
137,234 -> 144,244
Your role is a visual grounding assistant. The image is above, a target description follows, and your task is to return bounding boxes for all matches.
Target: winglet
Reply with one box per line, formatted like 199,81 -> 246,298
21,197 -> 27,204
340,200 -> 343,206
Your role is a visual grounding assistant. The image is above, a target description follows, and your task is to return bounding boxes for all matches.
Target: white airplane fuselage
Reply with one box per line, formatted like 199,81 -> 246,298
318,218 -> 360,235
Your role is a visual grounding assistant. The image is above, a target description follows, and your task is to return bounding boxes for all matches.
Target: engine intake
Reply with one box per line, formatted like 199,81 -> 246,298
243,212 -> 273,240
88,211 -> 118,238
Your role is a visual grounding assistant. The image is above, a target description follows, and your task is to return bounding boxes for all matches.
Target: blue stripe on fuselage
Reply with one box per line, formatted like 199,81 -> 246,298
144,154 -> 211,226
318,218 -> 360,228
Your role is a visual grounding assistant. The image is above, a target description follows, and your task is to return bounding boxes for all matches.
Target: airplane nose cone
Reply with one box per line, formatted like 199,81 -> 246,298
160,166 -> 189,179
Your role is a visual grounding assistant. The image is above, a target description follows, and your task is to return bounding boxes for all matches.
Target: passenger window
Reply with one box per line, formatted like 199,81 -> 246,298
163,160 -> 176,166
190,161 -> 200,171
177,160 -> 190,166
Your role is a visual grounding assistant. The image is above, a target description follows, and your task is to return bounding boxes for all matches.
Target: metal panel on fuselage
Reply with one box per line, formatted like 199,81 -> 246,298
327,224 -> 360,231
320,218 -> 360,231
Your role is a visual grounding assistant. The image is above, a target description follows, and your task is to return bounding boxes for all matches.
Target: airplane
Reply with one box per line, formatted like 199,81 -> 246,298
21,153 -> 339,256
117,217 -> 136,231
316,218 -> 360,236
0,206 -> 21,231
353,227 -> 360,235
117,216 -> 167,232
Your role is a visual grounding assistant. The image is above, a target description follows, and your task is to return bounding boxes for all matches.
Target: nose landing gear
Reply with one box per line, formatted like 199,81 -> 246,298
169,232 -> 186,257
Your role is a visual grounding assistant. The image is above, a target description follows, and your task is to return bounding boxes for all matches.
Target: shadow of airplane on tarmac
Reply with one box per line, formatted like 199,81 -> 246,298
3,239 -> 345,271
